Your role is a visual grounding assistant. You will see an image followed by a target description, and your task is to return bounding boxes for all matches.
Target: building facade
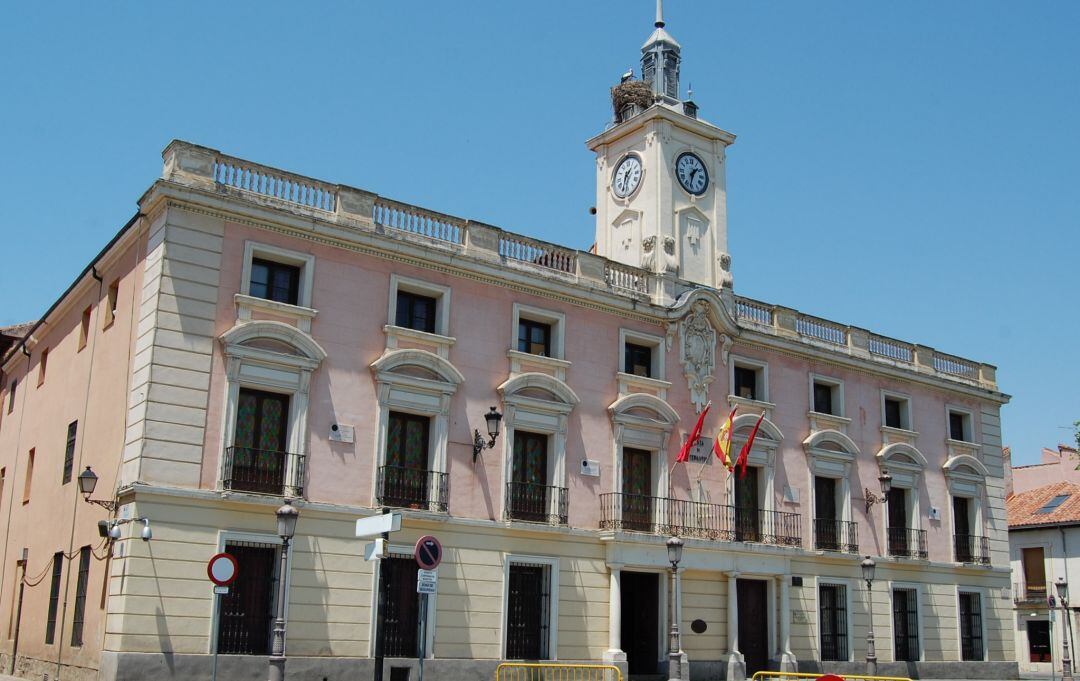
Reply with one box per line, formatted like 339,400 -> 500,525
0,8 -> 1016,681
1008,478 -> 1080,676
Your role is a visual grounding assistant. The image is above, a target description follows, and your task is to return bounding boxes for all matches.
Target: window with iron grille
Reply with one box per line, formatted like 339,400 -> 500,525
819,584 -> 848,661
395,291 -> 437,334
892,588 -> 919,662
506,562 -> 551,660
70,546 -> 91,647
62,421 -> 77,484
216,541 -> 278,655
249,258 -> 300,306
380,555 -> 421,657
45,551 -> 63,644
959,592 -> 983,661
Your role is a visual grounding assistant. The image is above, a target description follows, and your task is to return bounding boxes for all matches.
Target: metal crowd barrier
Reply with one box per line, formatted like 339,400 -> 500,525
751,672 -> 912,681
495,663 -> 623,681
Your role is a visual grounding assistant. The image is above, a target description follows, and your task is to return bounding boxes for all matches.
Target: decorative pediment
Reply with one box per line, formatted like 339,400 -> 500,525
370,348 -> 465,386
803,429 -> 859,459
220,320 -> 326,369
608,393 -> 680,426
499,372 -> 580,407
943,454 -> 989,479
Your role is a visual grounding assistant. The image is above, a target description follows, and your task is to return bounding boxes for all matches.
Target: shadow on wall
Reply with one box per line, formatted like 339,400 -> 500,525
147,542 -> 175,674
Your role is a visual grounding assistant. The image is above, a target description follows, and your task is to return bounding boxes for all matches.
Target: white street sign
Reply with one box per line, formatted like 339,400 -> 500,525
354,511 -> 402,538
417,568 -> 438,594
213,585 -> 229,595
417,580 -> 437,595
363,538 -> 386,562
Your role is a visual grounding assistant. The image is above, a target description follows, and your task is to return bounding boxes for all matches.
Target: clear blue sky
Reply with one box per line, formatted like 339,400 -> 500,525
1,2 -> 1077,464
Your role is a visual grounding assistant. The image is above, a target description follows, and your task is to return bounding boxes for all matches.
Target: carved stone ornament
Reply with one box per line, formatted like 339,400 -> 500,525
641,236 -> 657,272
718,252 -> 733,289
662,236 -> 678,274
680,300 -> 719,412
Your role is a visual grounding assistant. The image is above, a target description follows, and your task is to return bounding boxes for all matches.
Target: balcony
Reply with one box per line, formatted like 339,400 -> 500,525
375,465 -> 448,513
814,518 -> 859,554
599,493 -> 802,548
953,533 -> 990,565
1014,582 -> 1049,606
886,526 -> 928,559
505,482 -> 568,525
222,446 -> 305,497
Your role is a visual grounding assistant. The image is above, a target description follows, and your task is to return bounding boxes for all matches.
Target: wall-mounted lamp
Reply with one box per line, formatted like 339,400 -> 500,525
78,466 -> 118,512
864,470 -> 892,513
472,407 -> 503,462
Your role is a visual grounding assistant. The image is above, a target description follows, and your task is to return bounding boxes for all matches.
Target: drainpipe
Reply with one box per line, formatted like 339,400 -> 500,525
1063,526 -> 1076,670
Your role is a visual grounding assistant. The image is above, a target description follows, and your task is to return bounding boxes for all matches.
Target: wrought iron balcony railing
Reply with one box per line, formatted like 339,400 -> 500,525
814,518 -> 859,554
222,446 -> 305,497
599,493 -> 802,548
953,533 -> 990,565
1013,582 -> 1049,605
376,465 -> 449,513
886,526 -> 928,559
505,482 -> 568,525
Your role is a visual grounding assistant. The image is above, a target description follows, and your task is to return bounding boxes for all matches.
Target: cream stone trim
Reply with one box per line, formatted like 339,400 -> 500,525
803,430 -> 859,525
615,372 -> 673,400
511,303 -> 566,360
383,325 -> 456,360
726,413 -> 782,511
729,353 -> 769,403
387,273 -> 452,337
817,577 -> 855,662
500,554 -> 560,660
808,372 -> 846,418
887,581 -> 926,662
608,393 -> 679,502
943,454 -> 990,538
507,350 -> 572,382
618,328 -> 666,380
880,389 -> 914,432
239,240 -> 316,331
954,586 -> 989,661
876,443 -> 927,535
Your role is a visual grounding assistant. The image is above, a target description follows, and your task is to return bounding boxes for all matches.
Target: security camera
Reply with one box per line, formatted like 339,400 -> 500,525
140,519 -> 152,541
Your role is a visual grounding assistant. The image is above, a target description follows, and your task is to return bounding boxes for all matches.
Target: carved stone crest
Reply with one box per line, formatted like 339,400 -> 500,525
679,299 -> 731,412
641,236 -> 657,272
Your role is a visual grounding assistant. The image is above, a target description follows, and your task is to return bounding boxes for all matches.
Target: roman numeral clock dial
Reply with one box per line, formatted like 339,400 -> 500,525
676,152 -> 709,196
612,155 -> 643,198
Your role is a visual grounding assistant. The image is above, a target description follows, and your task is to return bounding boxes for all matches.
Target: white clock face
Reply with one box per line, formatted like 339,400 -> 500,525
612,155 -> 643,198
675,152 -> 709,196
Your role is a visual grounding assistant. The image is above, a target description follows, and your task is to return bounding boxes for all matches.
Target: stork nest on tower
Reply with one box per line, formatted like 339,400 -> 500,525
611,80 -> 655,114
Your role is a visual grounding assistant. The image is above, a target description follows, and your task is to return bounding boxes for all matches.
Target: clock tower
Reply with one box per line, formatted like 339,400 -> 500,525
587,0 -> 736,302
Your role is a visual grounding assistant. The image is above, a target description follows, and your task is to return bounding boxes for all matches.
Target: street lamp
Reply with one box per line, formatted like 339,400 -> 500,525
78,466 -> 118,511
1058,577 -> 1073,680
862,556 -> 878,676
473,407 -> 503,462
268,499 -> 299,681
864,470 -> 893,513
666,536 -> 685,681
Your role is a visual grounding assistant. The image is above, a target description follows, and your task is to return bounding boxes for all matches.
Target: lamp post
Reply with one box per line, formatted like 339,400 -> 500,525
268,499 -> 299,681
1058,577 -> 1074,680
666,536 -> 685,681
862,556 -> 878,677
472,407 -> 503,462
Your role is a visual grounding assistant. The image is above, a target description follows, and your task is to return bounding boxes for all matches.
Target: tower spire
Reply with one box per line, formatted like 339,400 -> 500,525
655,0 -> 665,28
641,0 -> 681,102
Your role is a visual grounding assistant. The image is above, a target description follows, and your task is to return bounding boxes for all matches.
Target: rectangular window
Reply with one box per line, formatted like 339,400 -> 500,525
506,562 -> 552,660
733,366 -> 758,401
892,588 -> 919,662
37,348 -> 48,387
249,258 -> 300,306
70,546 -> 91,647
217,541 -> 278,655
103,281 -> 119,329
813,381 -> 834,415
819,584 -> 848,661
381,555 -> 421,657
395,291 -> 437,333
6,379 -> 15,414
1023,547 -> 1047,599
78,306 -> 92,351
959,592 -> 983,661
22,449 -> 33,504
884,396 -> 910,429
45,552 -> 63,644
624,343 -> 653,378
63,421 -> 78,485
948,410 -> 972,441
518,319 -> 552,357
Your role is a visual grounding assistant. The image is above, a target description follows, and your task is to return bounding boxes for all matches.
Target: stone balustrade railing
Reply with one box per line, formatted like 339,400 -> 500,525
161,140 -> 998,392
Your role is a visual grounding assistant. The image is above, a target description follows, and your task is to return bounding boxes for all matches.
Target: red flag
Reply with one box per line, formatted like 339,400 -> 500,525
736,411 -> 766,479
676,402 -> 711,463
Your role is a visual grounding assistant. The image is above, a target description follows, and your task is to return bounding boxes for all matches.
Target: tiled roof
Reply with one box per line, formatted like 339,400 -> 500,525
1008,481 -> 1080,528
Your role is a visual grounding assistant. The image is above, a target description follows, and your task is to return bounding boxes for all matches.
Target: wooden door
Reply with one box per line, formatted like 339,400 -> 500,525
381,556 -> 421,657
232,389 -> 290,494
217,543 -> 276,655
620,572 -> 659,674
737,579 -> 769,675
622,448 -> 653,532
734,469 -> 760,542
1023,547 -> 1047,598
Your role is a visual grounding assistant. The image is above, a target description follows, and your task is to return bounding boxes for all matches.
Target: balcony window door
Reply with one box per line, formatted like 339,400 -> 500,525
383,412 -> 431,508
734,468 -> 760,542
511,432 -> 549,522
815,476 -> 838,550
621,448 -> 653,532
887,487 -> 909,555
1022,547 -> 1047,601
231,389 -> 289,495
953,496 -> 973,562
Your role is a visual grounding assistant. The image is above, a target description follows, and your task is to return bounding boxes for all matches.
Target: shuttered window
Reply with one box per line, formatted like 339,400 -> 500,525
45,552 -> 63,644
70,546 -> 91,646
62,421 -> 77,484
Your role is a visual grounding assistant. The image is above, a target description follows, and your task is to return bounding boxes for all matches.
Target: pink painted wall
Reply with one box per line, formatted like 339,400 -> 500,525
0,227 -> 147,670
201,221 -> 999,563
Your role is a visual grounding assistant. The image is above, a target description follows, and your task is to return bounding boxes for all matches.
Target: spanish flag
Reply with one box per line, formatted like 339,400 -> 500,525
736,411 -> 767,479
676,401 -> 711,463
713,407 -> 738,469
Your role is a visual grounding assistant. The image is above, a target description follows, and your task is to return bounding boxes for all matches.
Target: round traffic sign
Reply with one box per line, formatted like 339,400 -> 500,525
415,535 -> 442,570
207,553 -> 238,586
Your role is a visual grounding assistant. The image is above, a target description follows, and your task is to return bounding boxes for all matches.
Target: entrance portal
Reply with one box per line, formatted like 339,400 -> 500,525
621,571 -> 660,675
737,578 -> 768,676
